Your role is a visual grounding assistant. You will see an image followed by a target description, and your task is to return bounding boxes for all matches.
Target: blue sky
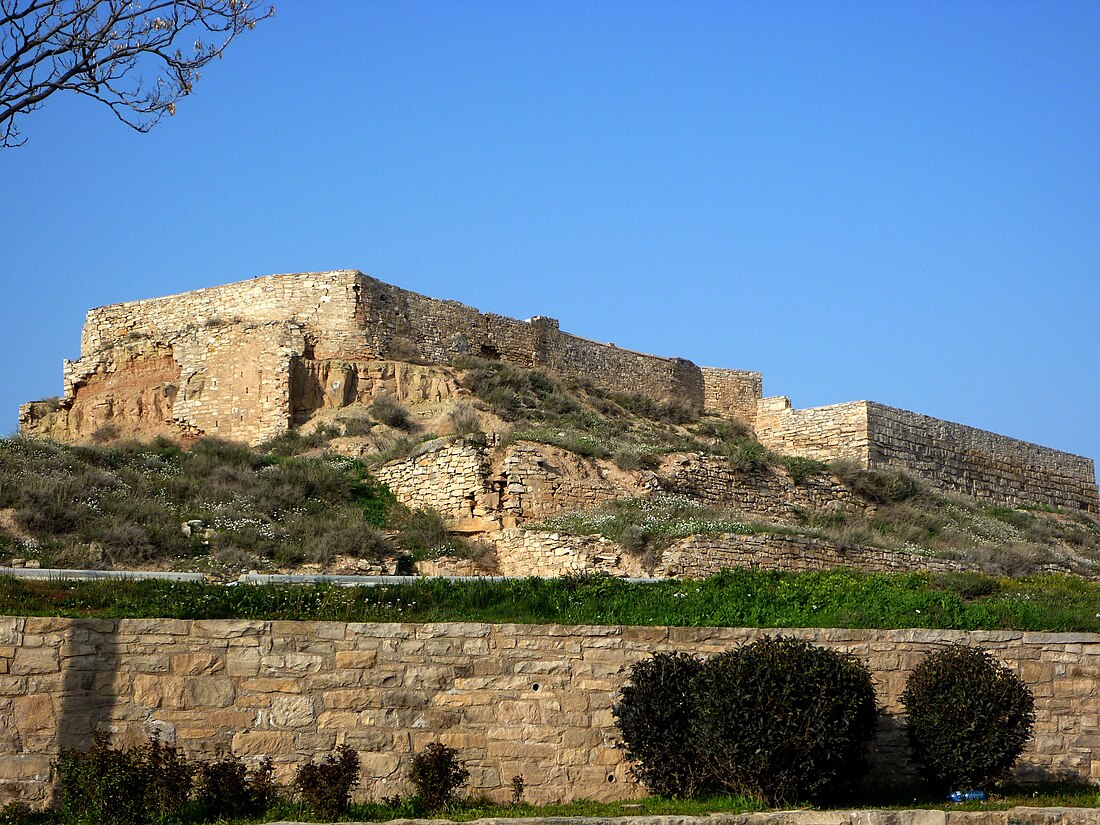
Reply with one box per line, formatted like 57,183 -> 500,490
2,1 -> 1098,472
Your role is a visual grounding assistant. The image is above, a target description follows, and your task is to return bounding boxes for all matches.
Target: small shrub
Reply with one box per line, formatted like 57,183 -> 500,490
509,774 -> 525,805
370,395 -> 416,432
294,744 -> 360,819
778,455 -> 829,485
612,448 -> 661,472
724,439 -> 770,473
0,801 -> 35,825
196,755 -> 275,818
447,402 -> 483,437
831,460 -> 922,504
53,733 -> 193,825
341,415 -> 376,437
409,742 -> 469,811
399,508 -> 457,557
691,636 -> 878,805
613,652 -> 709,798
370,434 -> 423,466
900,645 -> 1035,790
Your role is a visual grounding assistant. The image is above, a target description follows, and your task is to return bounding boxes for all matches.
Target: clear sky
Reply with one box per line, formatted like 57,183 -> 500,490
2,2 -> 1098,474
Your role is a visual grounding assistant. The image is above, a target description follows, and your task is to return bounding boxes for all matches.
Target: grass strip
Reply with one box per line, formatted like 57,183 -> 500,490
3,569 -> 1100,632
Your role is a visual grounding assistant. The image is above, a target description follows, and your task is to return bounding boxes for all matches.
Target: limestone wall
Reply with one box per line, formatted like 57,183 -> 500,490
374,440 -> 650,532
1,618 -> 1098,807
78,271 -> 367,361
700,367 -> 763,425
357,277 -> 710,409
658,533 -> 976,578
658,453 -> 874,521
755,398 -> 871,464
28,271 -> 763,446
865,403 -> 1099,514
756,399 -> 1098,513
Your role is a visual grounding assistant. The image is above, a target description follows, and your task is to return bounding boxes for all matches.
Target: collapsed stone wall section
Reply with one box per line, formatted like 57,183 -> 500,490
0,617 -> 1097,807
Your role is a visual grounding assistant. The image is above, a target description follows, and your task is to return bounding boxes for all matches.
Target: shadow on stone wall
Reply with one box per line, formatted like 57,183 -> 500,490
57,618 -> 123,750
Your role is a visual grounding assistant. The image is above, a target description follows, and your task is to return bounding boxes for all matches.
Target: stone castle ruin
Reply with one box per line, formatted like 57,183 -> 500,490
19,269 -> 1099,513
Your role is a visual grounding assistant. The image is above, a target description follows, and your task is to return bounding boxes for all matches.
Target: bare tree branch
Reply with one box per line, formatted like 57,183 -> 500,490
0,0 -> 273,148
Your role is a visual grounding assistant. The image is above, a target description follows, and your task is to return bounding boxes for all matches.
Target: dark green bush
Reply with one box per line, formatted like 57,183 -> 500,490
409,742 -> 469,811
613,652 -> 709,798
195,755 -> 275,818
53,733 -> 193,825
294,744 -> 360,819
691,636 -> 878,805
900,644 -> 1035,790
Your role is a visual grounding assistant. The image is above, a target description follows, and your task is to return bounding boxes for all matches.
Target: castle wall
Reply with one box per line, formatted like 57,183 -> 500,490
358,276 -> 709,409
700,367 -> 763,425
755,398 -> 872,464
78,271 -> 367,361
864,403 -> 1099,513
1,617 -> 1098,807
755,398 -> 1099,513
36,271 -> 756,447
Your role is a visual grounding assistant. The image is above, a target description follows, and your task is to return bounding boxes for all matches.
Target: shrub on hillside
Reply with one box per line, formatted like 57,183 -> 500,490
613,652 -> 709,798
409,742 -> 470,811
691,636 -> 878,805
900,645 -> 1035,790
370,395 -> 416,431
830,459 -> 921,504
294,745 -> 360,819
447,402 -> 484,437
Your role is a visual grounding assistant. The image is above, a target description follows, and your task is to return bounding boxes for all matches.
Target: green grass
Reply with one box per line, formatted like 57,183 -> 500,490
5,568 -> 1100,632
6,784 -> 1099,824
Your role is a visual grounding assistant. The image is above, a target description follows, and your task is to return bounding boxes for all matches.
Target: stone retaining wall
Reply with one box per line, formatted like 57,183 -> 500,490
276,812 -> 1100,825
659,453 -> 874,521
1,619 -> 1098,807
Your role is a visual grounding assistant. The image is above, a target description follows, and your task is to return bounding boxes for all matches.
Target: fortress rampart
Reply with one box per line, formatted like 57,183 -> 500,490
755,398 -> 1099,513
18,269 -> 1099,512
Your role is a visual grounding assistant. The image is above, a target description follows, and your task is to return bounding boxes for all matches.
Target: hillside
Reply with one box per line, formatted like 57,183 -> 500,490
2,358 -> 1098,580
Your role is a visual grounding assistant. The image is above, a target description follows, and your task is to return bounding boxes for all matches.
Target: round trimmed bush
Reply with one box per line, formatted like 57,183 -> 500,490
613,652 -> 709,798
900,644 -> 1035,790
691,636 -> 878,805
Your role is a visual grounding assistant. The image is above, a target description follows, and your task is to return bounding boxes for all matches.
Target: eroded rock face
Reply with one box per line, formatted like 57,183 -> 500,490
20,343 -> 192,443
290,359 -> 463,423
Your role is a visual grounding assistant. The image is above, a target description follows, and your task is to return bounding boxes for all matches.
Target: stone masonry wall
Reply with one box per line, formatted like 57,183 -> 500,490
865,403 -> 1100,514
659,453 -> 875,521
374,439 -> 649,532
658,533 -> 977,578
754,398 -> 871,464
1,618 -> 1098,807
355,277 -> 716,410
700,367 -> 763,425
28,271 -> 762,445
756,399 -> 1099,513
